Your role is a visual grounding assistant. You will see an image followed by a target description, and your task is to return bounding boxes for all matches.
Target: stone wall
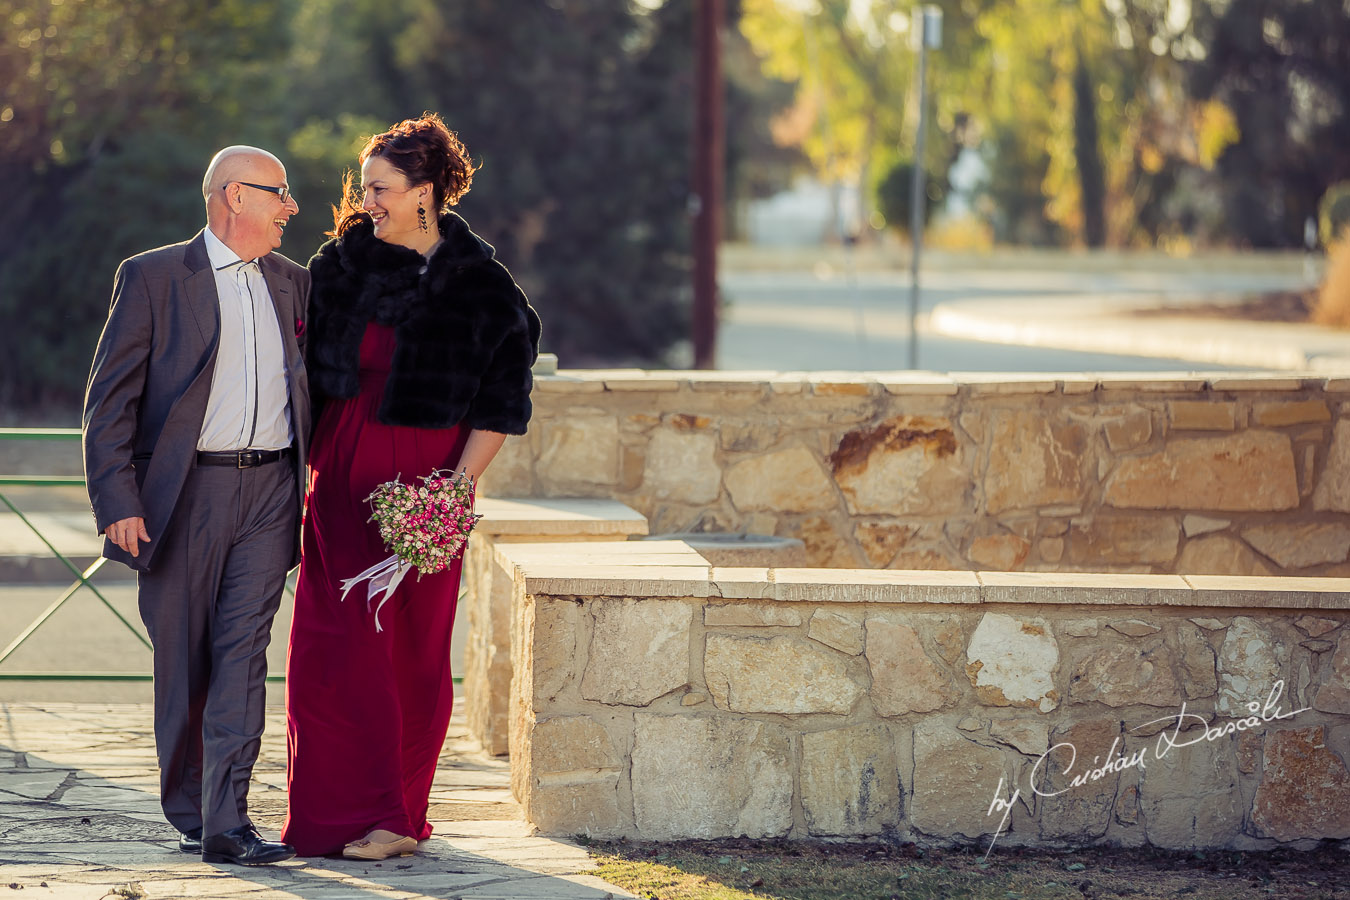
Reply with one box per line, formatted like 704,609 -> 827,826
501,544 -> 1350,849
476,372 -> 1350,575
461,498 -> 648,755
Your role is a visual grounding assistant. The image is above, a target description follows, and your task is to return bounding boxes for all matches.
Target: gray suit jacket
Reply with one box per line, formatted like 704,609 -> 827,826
82,230 -> 311,572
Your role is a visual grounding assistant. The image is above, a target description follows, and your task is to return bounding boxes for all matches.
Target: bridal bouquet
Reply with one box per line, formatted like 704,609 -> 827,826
340,468 -> 481,631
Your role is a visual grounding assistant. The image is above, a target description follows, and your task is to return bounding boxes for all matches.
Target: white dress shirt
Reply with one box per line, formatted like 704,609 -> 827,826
199,228 -> 293,452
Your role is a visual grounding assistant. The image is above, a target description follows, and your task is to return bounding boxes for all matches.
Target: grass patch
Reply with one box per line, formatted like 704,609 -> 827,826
583,837 -> 1350,900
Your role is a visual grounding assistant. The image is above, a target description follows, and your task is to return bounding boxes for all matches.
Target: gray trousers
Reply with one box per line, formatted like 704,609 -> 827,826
137,458 -> 297,837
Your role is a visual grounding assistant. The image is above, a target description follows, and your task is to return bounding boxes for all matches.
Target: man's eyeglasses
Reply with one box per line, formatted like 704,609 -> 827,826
231,181 -> 292,204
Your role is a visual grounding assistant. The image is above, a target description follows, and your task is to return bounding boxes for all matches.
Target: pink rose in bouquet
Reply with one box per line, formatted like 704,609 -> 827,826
340,469 -> 482,631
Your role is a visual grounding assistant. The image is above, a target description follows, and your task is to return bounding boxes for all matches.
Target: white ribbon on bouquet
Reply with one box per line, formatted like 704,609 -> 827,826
339,554 -> 412,632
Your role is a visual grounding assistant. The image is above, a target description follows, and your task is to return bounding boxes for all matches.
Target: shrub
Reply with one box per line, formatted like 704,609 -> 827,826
1320,181 -> 1350,247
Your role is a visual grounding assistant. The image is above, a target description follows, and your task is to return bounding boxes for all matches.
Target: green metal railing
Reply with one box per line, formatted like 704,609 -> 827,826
0,428 -> 280,682
2,427 -> 461,686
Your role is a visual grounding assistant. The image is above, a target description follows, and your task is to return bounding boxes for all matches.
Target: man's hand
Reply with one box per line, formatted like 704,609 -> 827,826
106,517 -> 151,557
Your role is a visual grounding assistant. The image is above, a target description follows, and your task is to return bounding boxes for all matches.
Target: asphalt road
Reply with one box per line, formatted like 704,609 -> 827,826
716,266 -> 1307,372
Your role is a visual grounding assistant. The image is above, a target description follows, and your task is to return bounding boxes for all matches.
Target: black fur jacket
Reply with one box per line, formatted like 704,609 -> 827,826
306,210 -> 541,434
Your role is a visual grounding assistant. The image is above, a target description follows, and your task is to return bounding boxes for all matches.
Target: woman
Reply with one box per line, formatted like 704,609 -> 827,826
282,113 -> 540,860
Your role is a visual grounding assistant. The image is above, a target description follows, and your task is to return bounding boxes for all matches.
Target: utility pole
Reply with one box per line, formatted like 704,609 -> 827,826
907,5 -> 942,370
692,0 -> 724,369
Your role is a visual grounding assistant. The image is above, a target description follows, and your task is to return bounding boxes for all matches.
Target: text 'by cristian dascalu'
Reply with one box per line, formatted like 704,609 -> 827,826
982,680 -> 1309,857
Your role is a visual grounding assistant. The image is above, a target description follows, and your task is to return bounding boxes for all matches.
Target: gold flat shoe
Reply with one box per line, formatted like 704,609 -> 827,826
342,833 -> 417,861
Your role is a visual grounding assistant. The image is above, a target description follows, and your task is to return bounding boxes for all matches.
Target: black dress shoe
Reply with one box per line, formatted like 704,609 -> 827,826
201,824 -> 296,866
178,827 -> 203,853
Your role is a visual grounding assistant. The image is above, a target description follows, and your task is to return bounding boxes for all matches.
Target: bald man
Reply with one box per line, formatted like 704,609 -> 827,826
83,146 -> 309,865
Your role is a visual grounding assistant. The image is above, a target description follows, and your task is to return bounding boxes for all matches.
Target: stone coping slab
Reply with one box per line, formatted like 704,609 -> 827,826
494,543 -> 1350,609
533,370 -> 1350,395
475,497 -> 648,538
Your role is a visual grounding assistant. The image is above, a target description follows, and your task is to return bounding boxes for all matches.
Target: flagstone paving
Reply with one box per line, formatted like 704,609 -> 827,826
0,701 -> 635,899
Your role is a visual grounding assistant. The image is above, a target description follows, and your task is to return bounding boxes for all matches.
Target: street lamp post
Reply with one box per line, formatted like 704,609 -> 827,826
908,5 -> 942,370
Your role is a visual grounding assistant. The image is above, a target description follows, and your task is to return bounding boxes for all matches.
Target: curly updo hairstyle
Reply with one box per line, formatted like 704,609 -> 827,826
331,111 -> 477,237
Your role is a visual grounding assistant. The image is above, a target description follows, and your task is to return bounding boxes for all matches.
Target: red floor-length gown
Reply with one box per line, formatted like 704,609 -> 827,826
283,322 -> 470,856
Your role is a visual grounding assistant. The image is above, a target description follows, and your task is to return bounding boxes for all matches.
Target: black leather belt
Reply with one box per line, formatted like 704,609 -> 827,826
196,448 -> 291,468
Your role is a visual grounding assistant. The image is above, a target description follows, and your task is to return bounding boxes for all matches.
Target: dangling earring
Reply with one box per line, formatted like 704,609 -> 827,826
418,203 -> 428,233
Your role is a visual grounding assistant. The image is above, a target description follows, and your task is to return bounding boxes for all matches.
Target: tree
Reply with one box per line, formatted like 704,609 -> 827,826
1190,0 -> 1350,247
390,0 -> 692,365
740,0 -> 920,236
0,0 -> 295,411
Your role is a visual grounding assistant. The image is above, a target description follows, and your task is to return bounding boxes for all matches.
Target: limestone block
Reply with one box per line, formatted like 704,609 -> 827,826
1252,399 -> 1331,426
890,549 -> 956,569
791,515 -> 864,567
526,781 -> 621,836
1104,409 -> 1153,451
1038,720 -> 1123,840
536,416 -> 619,488
866,619 -> 957,715
1182,514 -> 1230,537
1102,431 -> 1298,511
1062,620 -> 1099,638
720,421 -> 780,452
830,416 -> 969,515
1314,419 -> 1350,512
989,718 -> 1048,756
909,720 -> 1008,839
933,619 -> 965,664
531,599 -> 579,705
1251,727 -> 1350,841
631,714 -> 793,839
968,534 -> 1030,570
704,603 -> 802,627
1237,732 -> 1262,774
965,613 -> 1059,712
1109,620 -> 1161,637
801,725 -> 900,836
1068,515 -> 1180,565
663,413 -> 713,430
808,609 -> 865,656
1176,621 -> 1218,700
1138,731 -> 1242,849
1168,401 -> 1237,431
724,445 -> 835,513
475,434 -> 534,497
1216,617 -> 1290,717
1116,784 -> 1140,825
643,430 -> 721,504
529,715 -> 620,774
855,522 -> 916,567
706,634 -> 862,714
1296,616 -> 1340,637
984,411 -> 1087,515
1241,522 -> 1350,569
580,599 -> 692,706
1176,535 -> 1274,576
1068,638 -> 1182,708
1039,536 -> 1065,563
1313,634 -> 1350,714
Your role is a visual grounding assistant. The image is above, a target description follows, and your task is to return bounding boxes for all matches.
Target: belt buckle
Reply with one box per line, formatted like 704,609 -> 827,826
237,449 -> 259,468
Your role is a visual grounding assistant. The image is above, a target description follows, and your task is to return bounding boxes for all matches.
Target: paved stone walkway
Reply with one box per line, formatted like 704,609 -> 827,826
0,701 -> 635,899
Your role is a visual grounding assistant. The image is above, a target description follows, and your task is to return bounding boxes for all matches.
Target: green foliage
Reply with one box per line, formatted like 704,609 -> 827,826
1319,182 -> 1350,247
1190,0 -> 1350,248
4,0 -> 788,409
874,160 -> 946,240
391,0 -> 693,365
0,0 -> 294,410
